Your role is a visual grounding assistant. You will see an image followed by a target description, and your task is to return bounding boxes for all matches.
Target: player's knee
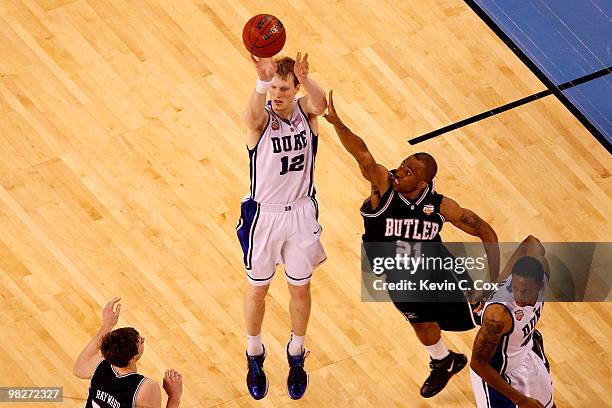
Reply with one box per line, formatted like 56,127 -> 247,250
410,321 -> 437,331
245,284 -> 269,304
410,322 -> 441,342
287,282 -> 310,299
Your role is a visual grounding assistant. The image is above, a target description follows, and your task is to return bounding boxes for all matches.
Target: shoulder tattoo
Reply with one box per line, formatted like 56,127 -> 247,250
473,317 -> 506,362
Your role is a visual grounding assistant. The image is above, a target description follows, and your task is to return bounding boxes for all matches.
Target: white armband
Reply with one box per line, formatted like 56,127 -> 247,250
255,78 -> 273,94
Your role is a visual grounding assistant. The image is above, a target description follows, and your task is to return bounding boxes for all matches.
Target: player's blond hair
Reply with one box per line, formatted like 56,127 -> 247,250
274,56 -> 299,87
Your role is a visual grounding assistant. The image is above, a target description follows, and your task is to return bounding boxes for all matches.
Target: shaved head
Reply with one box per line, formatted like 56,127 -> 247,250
394,152 -> 438,194
413,152 -> 437,182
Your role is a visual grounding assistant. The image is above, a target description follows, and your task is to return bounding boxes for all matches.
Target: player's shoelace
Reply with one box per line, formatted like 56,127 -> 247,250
427,355 -> 453,380
288,350 -> 310,382
428,363 -> 449,379
247,356 -> 264,381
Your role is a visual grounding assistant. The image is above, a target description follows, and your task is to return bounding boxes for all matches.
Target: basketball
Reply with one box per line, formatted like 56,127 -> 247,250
242,14 -> 286,58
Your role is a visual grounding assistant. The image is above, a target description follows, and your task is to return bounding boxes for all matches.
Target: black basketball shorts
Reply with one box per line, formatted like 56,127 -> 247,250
393,300 -> 479,331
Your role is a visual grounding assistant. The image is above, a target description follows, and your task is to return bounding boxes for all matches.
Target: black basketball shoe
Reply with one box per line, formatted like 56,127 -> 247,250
286,344 -> 309,400
246,346 -> 268,400
420,351 -> 468,398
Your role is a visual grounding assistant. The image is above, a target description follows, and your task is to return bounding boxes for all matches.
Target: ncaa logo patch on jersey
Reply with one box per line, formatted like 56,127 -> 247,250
423,204 -> 434,215
271,117 -> 280,131
515,310 -> 524,321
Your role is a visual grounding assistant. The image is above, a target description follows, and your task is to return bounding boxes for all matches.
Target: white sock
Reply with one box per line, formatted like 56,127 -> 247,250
425,338 -> 450,361
288,332 -> 304,356
247,333 -> 264,356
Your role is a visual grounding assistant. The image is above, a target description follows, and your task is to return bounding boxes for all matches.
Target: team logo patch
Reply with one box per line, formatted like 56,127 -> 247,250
271,117 -> 279,131
423,204 -> 434,215
515,310 -> 524,321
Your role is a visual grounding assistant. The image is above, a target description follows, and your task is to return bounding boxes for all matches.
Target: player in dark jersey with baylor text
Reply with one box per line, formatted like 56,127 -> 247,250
73,298 -> 182,408
324,90 -> 500,398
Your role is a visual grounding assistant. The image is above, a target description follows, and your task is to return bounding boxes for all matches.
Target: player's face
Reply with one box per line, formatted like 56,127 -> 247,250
512,275 -> 544,307
269,75 -> 299,112
393,156 -> 427,193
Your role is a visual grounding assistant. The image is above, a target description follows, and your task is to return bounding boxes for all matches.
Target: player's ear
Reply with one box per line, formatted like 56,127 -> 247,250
417,180 -> 428,190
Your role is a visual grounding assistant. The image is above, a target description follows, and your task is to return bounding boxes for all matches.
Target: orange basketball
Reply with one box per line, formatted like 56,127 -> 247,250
242,14 -> 286,58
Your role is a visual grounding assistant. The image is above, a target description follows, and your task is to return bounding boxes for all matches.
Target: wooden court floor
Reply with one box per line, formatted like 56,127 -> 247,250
0,0 -> 610,407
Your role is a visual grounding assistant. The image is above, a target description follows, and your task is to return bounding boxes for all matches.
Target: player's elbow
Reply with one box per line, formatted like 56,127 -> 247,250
524,235 -> 541,245
242,110 -> 257,126
312,99 -> 328,115
312,107 -> 327,116
73,363 -> 90,379
243,109 -> 268,130
469,358 -> 487,374
478,222 -> 498,242
524,234 -> 544,250
308,100 -> 327,116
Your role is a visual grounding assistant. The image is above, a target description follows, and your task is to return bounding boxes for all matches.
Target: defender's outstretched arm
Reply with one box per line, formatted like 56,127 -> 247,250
440,197 -> 500,282
323,90 -> 390,195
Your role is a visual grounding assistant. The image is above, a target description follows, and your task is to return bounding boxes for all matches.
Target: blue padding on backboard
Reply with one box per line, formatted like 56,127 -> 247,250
563,75 -> 612,142
474,0 -> 611,85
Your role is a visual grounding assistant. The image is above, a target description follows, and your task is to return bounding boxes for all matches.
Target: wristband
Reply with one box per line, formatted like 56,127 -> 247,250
255,78 -> 273,94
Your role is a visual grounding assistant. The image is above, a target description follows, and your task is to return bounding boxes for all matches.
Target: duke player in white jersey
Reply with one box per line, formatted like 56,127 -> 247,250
238,52 -> 327,400
471,236 -> 555,408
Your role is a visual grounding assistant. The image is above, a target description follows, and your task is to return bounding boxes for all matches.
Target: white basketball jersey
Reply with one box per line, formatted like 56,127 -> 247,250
482,275 -> 547,375
248,98 -> 317,204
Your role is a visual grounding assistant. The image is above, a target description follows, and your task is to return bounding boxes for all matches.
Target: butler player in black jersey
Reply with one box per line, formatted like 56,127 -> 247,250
324,90 -> 500,398
73,298 -> 183,408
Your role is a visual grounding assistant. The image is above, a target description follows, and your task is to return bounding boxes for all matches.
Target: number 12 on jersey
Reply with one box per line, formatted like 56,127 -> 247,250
280,154 -> 305,175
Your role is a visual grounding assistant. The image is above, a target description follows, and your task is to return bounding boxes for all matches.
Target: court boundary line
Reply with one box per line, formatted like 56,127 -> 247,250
409,67 -> 611,147
409,0 -> 612,154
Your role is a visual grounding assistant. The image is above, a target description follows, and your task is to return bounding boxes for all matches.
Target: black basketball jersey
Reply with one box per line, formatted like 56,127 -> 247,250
361,170 -> 445,243
85,360 -> 146,408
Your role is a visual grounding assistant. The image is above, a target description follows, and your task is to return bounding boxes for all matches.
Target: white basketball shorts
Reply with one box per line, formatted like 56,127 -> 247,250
236,195 -> 326,286
470,350 -> 553,407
